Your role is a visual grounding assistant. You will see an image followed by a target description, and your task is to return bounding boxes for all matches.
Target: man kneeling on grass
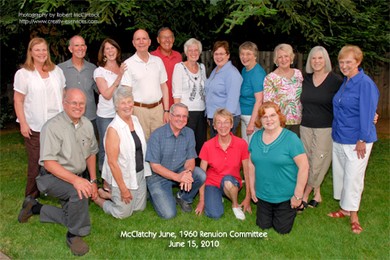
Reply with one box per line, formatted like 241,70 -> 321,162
146,103 -> 206,219
18,88 -> 98,256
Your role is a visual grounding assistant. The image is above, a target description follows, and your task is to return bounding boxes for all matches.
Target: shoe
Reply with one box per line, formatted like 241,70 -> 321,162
18,196 -> 37,223
66,236 -> 89,256
296,201 -> 307,214
327,210 -> 350,218
351,222 -> 363,234
176,195 -> 192,213
308,199 -> 320,208
232,207 -> 245,220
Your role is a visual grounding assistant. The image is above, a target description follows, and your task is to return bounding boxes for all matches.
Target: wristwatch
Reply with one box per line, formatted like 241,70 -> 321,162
90,179 -> 98,184
358,140 -> 365,143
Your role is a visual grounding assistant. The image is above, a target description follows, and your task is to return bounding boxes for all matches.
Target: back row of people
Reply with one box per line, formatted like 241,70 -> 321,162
14,29 -> 379,256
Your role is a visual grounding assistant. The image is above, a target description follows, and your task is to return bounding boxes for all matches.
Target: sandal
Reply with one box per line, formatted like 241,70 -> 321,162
296,201 -> 308,213
351,222 -> 363,234
308,199 -> 320,208
327,210 -> 350,218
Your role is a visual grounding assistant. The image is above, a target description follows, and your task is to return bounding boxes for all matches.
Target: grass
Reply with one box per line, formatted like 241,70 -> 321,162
0,131 -> 389,259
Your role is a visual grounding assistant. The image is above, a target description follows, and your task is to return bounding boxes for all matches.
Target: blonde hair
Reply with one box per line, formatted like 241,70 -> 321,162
273,43 -> 295,66
22,37 -> 55,72
213,108 -> 233,125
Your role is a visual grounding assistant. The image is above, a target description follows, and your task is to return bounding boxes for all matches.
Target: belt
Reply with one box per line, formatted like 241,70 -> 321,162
133,99 -> 162,109
39,167 -> 84,177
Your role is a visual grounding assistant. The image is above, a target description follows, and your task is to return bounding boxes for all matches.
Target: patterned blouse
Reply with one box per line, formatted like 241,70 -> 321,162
263,69 -> 303,125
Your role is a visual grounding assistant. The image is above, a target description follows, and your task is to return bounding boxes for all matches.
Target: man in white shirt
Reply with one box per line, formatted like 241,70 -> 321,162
121,29 -> 169,140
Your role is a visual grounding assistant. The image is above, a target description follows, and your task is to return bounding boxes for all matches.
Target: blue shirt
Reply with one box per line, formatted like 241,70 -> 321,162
146,123 -> 197,173
332,69 -> 379,144
205,61 -> 242,118
249,128 -> 305,203
240,63 -> 266,115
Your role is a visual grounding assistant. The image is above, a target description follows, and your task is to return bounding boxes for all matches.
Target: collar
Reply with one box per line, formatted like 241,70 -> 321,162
213,132 -> 235,149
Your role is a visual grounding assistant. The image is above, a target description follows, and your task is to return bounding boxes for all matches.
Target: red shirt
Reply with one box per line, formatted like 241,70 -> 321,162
199,133 -> 249,188
151,47 -> 182,107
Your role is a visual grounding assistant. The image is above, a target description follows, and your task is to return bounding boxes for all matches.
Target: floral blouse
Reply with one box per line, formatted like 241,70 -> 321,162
263,69 -> 303,125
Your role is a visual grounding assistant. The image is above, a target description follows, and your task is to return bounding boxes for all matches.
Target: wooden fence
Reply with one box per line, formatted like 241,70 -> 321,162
200,51 -> 389,119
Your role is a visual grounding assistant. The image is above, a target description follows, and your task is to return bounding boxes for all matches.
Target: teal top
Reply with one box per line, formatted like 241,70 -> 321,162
239,63 -> 266,115
249,128 -> 305,203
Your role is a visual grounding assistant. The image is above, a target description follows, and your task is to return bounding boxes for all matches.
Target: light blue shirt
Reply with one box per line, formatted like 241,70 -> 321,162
205,61 -> 242,118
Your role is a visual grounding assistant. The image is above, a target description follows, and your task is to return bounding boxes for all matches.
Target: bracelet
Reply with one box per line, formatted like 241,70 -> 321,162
164,110 -> 169,113
293,195 -> 302,201
90,179 -> 98,184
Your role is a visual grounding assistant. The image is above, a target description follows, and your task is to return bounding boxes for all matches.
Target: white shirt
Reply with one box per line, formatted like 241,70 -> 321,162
102,114 -> 151,189
93,67 -> 117,118
172,62 -> 206,111
121,53 -> 167,103
13,66 -> 65,132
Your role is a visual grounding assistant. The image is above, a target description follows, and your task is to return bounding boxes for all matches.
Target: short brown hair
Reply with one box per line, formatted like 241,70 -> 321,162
255,101 -> 286,128
213,41 -> 230,55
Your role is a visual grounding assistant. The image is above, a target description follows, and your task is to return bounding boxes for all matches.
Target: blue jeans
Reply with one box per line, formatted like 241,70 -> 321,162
208,115 -> 240,138
96,116 -> 114,172
204,175 -> 239,219
146,166 -> 206,219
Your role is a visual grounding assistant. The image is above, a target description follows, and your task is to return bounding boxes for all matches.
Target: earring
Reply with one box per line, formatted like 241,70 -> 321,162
103,57 -> 107,62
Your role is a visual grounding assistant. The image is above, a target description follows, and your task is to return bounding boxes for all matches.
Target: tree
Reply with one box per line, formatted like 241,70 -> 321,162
219,0 -> 390,69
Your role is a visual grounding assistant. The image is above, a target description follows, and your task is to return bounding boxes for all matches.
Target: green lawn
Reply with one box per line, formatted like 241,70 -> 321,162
1,131 -> 389,259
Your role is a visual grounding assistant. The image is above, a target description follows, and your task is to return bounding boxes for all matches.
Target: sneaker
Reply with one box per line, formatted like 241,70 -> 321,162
66,236 -> 89,256
176,194 -> 192,213
232,207 -> 245,220
18,196 -> 37,223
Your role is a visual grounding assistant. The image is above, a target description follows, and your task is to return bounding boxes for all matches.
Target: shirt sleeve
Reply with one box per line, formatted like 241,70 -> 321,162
172,63 -> 184,98
225,68 -> 243,114
145,131 -> 162,164
263,74 -> 275,102
359,77 -> 379,141
13,69 -> 28,95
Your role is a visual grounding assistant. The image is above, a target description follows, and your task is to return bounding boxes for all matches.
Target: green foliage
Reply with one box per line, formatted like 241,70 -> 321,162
220,0 -> 390,69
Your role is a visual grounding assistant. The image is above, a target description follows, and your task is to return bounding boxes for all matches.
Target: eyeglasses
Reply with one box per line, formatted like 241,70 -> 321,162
170,113 -> 189,120
65,100 -> 86,108
215,121 -> 231,127
261,113 -> 278,120
214,52 -> 227,57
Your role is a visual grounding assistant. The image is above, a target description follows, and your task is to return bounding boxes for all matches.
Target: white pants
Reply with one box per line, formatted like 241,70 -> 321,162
332,142 -> 373,211
240,115 -> 257,144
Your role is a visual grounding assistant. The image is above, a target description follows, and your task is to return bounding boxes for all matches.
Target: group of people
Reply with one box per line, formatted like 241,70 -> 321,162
14,27 -> 379,256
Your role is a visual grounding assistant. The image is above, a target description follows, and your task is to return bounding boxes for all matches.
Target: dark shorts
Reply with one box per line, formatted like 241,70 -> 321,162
256,198 -> 297,234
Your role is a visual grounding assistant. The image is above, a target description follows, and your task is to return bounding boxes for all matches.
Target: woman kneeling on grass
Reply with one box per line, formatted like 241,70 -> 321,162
248,102 -> 308,234
195,108 -> 252,220
93,86 -> 151,219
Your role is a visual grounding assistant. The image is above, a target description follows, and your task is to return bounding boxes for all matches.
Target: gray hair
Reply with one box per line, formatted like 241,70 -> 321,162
273,43 -> 295,65
305,46 -> 332,73
170,102 -> 188,114
113,86 -> 133,110
239,41 -> 258,54
184,38 -> 202,55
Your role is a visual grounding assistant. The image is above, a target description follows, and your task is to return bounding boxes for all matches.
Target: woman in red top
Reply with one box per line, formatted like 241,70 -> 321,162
195,108 -> 251,220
